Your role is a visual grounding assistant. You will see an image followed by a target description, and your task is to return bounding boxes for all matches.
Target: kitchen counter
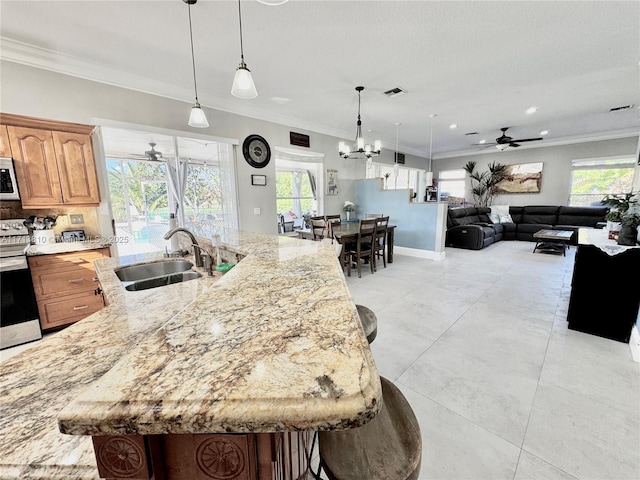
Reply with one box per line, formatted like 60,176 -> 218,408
0,231 -> 380,479
26,239 -> 112,256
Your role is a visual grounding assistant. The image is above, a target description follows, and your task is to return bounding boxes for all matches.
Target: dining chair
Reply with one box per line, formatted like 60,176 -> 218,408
310,216 -> 326,241
325,216 -> 341,244
373,216 -> 389,271
345,218 -> 377,278
364,213 -> 383,219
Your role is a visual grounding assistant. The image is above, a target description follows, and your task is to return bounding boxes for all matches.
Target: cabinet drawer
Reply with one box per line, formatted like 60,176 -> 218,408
28,248 -> 109,270
33,268 -> 99,297
38,292 -> 104,330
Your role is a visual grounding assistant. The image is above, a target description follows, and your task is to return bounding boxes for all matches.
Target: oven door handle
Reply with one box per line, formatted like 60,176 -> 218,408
0,255 -> 28,272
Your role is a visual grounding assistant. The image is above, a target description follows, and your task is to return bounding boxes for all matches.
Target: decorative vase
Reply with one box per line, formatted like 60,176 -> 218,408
346,211 -> 350,221
617,226 -> 637,246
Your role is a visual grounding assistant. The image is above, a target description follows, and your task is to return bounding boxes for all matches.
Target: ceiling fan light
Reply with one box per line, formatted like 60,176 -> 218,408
188,102 -> 209,128
231,65 -> 258,99
496,144 -> 508,151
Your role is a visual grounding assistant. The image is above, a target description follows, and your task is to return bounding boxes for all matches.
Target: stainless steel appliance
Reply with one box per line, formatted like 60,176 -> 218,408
0,219 -> 42,350
0,157 -> 20,201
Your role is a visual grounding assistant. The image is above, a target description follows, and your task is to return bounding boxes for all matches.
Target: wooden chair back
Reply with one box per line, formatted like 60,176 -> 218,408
374,216 -> 389,270
346,218 -> 377,278
310,216 -> 326,241
364,213 -> 383,219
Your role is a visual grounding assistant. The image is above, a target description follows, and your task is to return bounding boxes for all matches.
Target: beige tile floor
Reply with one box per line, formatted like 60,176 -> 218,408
343,241 -> 639,480
3,241 -> 638,479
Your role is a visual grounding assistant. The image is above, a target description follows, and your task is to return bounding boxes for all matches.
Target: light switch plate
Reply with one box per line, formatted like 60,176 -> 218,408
70,214 -> 84,224
254,208 -> 261,215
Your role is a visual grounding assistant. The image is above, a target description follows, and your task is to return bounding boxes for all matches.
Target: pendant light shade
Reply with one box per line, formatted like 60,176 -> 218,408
184,0 -> 208,128
189,101 -> 209,128
232,0 -> 258,99
231,65 -> 258,99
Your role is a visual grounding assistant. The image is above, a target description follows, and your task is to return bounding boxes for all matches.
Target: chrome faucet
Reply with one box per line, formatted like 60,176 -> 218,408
191,244 -> 213,276
163,228 -> 203,267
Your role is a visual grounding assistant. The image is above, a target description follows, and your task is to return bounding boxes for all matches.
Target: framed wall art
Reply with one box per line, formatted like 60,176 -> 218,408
495,162 -> 543,194
326,169 -> 338,195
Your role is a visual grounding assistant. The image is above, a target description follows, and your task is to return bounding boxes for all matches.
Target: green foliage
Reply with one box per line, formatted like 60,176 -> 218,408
620,213 -> 640,228
602,192 -> 638,222
463,161 -> 507,207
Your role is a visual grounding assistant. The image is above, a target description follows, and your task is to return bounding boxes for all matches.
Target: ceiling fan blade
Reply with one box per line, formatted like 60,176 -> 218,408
509,143 -> 521,147
511,137 -> 542,143
472,142 -> 497,146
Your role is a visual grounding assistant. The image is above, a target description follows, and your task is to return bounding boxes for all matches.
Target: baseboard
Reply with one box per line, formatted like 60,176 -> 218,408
394,246 -> 445,261
630,324 -> 640,363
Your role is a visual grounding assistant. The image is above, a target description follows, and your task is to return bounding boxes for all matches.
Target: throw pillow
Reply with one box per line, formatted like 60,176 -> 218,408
488,212 -> 501,224
491,205 -> 510,216
498,213 -> 514,223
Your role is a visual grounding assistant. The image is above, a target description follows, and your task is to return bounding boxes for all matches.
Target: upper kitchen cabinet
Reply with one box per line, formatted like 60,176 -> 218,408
2,113 -> 100,208
0,125 -> 11,157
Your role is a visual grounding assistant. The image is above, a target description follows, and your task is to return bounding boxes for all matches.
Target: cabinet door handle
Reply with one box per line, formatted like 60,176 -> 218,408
73,305 -> 88,311
68,278 -> 85,283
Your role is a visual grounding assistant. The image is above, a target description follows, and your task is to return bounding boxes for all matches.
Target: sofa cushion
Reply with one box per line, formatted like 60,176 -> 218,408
556,206 -> 609,227
522,205 -> 559,224
509,206 -> 524,223
488,212 -> 500,224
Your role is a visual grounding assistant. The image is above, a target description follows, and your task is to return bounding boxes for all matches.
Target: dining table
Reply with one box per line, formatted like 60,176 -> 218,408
297,222 -> 396,266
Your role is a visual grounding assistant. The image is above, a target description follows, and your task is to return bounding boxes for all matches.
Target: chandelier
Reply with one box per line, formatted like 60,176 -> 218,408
338,86 -> 381,160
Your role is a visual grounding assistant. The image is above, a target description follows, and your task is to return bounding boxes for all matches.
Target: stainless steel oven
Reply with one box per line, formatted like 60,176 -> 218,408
0,219 -> 42,350
0,157 -> 20,201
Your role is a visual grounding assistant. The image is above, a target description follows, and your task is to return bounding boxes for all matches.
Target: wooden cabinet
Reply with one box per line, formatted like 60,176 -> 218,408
0,125 -> 11,157
2,113 -> 100,208
28,248 -> 110,331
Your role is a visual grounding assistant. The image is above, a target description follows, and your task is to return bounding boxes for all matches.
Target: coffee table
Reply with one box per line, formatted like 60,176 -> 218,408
533,229 -> 574,256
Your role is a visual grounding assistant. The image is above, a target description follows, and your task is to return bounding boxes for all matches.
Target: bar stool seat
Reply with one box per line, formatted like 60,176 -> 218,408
356,304 -> 377,344
319,377 -> 422,480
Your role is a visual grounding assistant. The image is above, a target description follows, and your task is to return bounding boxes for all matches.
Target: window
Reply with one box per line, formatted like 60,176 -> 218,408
437,169 -> 466,201
366,163 -> 421,193
569,156 -> 636,206
102,126 -> 237,256
275,148 -> 323,230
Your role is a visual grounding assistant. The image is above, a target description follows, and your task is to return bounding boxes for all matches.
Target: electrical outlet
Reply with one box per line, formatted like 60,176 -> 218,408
70,214 -> 84,224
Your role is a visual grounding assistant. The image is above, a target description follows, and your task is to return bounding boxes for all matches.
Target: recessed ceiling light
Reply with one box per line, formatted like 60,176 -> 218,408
526,107 -> 537,114
540,130 -> 549,135
449,124 -> 458,129
478,139 -> 487,144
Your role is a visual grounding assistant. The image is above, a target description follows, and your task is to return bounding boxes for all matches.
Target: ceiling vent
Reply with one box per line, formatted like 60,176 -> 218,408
609,104 -> 633,112
384,87 -> 407,98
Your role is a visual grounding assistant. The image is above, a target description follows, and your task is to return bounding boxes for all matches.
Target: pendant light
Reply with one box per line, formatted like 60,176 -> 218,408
394,122 -> 401,177
339,86 -> 382,160
231,0 -> 258,99
184,0 -> 209,128
426,114 -> 436,186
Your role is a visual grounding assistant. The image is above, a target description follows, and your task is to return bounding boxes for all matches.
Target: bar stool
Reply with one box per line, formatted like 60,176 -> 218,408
356,304 -> 377,344
318,376 -> 422,480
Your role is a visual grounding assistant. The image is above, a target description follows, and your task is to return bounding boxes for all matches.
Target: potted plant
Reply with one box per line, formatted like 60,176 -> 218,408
343,201 -> 356,221
463,161 -> 507,207
617,212 -> 640,246
601,192 -> 637,237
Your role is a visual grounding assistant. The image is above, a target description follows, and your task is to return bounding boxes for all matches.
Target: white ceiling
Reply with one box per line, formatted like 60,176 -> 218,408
1,0 -> 639,159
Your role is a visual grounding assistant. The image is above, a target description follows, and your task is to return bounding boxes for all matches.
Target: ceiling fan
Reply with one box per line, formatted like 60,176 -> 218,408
474,127 -> 543,150
144,143 -> 163,161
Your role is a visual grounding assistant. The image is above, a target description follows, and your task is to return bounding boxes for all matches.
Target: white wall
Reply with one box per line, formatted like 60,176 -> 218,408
433,136 -> 639,206
0,61 -> 429,234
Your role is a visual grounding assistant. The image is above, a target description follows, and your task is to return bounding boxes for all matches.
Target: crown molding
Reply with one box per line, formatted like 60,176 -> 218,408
3,37 -> 633,161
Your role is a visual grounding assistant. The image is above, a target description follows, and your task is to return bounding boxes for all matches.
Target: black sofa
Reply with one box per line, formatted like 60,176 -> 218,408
446,205 -> 609,250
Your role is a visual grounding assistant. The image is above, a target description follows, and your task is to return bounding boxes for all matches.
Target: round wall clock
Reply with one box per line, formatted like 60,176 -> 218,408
242,134 -> 271,168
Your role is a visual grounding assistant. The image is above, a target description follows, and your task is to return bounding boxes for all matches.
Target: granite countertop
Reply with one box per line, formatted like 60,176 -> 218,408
0,232 -> 380,479
26,239 -> 113,256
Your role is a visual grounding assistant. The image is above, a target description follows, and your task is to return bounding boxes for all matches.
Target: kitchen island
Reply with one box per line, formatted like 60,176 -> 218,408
0,231 -> 381,479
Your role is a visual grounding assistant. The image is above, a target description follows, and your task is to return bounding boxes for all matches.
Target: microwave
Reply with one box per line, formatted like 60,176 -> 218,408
0,157 -> 20,201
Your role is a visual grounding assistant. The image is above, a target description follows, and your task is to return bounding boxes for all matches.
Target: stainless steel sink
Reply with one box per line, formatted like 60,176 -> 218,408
124,271 -> 202,291
115,259 -> 194,282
